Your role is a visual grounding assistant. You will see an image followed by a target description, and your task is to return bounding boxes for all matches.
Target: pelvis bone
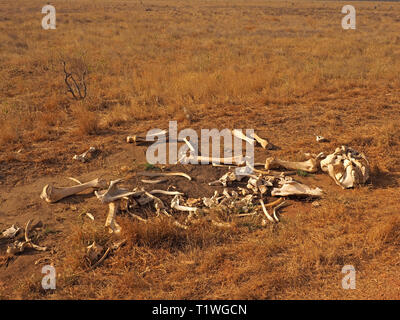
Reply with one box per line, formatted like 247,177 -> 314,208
320,146 -> 370,189
271,177 -> 323,197
41,178 -> 107,203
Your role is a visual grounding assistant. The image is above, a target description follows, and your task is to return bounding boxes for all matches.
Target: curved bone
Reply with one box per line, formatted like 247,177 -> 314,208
41,178 -> 107,203
95,180 -> 143,204
105,202 -> 121,234
138,171 -> 192,181
149,190 -> 184,196
141,178 -> 168,184
265,157 -> 318,173
171,195 -> 198,212
259,199 -> 275,223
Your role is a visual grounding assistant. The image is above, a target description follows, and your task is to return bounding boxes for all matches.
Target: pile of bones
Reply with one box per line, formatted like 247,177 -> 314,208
1,130 -> 370,263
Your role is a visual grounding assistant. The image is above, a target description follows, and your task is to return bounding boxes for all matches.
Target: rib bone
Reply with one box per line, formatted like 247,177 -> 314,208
41,178 -> 107,203
171,195 -> 198,212
138,171 -> 192,181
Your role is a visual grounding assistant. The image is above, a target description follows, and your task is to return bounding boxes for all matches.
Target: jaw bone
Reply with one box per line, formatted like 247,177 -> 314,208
41,178 -> 108,203
320,146 -> 370,189
265,157 -> 318,173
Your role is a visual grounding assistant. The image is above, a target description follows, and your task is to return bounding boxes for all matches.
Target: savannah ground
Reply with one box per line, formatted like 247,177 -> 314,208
0,0 -> 400,299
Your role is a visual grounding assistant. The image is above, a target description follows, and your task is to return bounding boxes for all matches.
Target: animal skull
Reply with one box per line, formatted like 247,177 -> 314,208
320,146 -> 370,189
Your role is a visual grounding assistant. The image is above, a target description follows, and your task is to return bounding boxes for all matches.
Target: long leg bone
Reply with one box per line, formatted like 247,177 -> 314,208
41,178 -> 108,203
265,157 -> 318,173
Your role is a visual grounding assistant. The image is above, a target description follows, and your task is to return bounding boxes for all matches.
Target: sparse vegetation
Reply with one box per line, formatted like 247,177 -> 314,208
0,0 -> 399,300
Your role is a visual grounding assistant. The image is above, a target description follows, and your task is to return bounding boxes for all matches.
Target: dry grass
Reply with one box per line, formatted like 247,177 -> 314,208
0,0 -> 400,300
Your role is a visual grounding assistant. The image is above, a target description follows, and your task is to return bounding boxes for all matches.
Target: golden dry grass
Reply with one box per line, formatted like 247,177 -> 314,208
0,0 -> 400,300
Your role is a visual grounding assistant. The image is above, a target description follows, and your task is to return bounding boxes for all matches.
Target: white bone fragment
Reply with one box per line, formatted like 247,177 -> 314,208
7,220 -> 47,254
41,178 -> 107,203
95,179 -> 143,204
1,225 -> 20,239
105,202 -> 121,234
86,241 -> 104,264
316,136 -> 328,143
171,195 -> 198,212
73,147 -> 96,162
148,190 -> 184,196
265,157 -> 318,173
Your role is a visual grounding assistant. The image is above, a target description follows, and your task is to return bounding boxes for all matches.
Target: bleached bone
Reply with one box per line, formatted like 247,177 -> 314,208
1,224 -> 20,239
271,178 -> 323,197
192,155 -> 245,165
149,190 -> 183,196
138,171 -> 192,181
259,199 -> 275,223
171,195 -> 198,212
232,129 -> 255,145
95,179 -> 143,204
105,202 -> 121,234
73,147 -> 96,162
316,136 -> 328,143
41,178 -> 107,203
250,132 -> 269,149
265,157 -> 318,173
7,220 -> 47,254
272,201 -> 289,222
202,191 -> 220,207
86,241 -> 104,264
320,146 -> 370,189
209,171 -> 246,187
141,178 -> 168,184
